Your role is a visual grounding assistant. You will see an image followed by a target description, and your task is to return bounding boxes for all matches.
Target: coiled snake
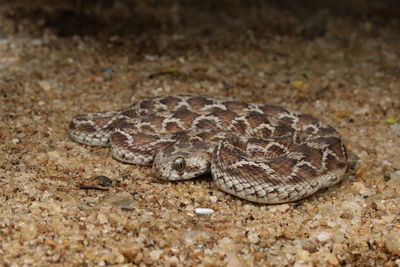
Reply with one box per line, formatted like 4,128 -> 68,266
69,95 -> 347,204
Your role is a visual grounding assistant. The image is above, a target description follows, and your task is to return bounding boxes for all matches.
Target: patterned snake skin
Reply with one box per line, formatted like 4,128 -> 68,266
69,95 -> 347,204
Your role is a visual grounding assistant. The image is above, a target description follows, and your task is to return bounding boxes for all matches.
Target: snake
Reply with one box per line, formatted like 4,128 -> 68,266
69,95 -> 347,204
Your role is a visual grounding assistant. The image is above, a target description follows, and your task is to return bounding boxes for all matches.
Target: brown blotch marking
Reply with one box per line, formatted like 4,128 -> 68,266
277,116 -> 295,127
218,145 -> 243,164
300,126 -> 317,138
294,164 -> 318,182
248,150 -> 269,158
247,137 -> 272,147
173,107 -> 199,126
226,137 -> 247,151
316,137 -> 345,159
71,119 -> 99,133
93,117 -> 113,127
224,101 -> 249,111
265,144 -> 288,158
156,141 -> 176,152
69,121 -> 77,130
172,131 -> 190,142
293,144 -> 323,170
268,157 -> 297,177
239,164 -> 281,186
118,121 -> 138,132
139,125 -> 155,133
211,109 -> 238,124
260,105 -> 288,115
121,109 -> 137,118
231,120 -> 248,135
131,133 -> 160,144
246,112 -> 269,128
325,153 -> 346,170
272,125 -> 295,138
270,136 -> 296,148
78,123 -> 97,133
197,131 -> 217,141
139,99 -> 156,111
254,127 -> 273,138
187,96 -> 214,109
316,127 -> 338,137
142,114 -> 165,128
97,117 -> 125,131
110,131 -> 128,146
195,119 -> 217,129
295,114 -> 319,128
159,96 -> 182,109
165,122 -> 183,132
209,106 -> 225,113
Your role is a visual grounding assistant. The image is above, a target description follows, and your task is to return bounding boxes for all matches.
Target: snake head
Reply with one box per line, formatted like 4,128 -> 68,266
152,142 -> 213,181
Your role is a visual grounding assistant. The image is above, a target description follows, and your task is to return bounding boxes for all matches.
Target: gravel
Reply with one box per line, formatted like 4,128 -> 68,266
0,1 -> 399,266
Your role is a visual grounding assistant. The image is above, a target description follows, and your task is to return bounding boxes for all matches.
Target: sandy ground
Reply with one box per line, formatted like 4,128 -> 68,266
0,1 -> 399,266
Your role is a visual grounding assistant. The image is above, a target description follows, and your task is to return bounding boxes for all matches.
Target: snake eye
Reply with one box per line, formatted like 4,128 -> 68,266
172,157 -> 186,172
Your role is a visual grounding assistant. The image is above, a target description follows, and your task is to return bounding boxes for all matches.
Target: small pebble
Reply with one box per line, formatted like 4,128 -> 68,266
195,208 -> 214,215
149,249 -> 164,261
95,175 -> 113,187
80,176 -> 114,191
351,182 -> 368,195
97,213 -> 108,224
302,240 -> 318,253
248,233 -> 259,243
316,231 -> 331,242
354,105 -> 370,115
296,249 -> 311,261
164,256 -> 179,265
325,253 -> 339,265
119,243 -> 140,262
209,195 -> 218,203
276,204 -> 290,212
37,80 -> 52,91
385,229 -> 400,256
21,222 -> 38,240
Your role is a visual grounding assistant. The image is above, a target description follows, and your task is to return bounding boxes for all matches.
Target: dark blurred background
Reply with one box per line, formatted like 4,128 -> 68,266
3,0 -> 399,38
0,0 -> 398,63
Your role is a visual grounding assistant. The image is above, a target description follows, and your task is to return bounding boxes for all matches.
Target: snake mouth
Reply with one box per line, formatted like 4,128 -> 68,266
152,163 -> 210,181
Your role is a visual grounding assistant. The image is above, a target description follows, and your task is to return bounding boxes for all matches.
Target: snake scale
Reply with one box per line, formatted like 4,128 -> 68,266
69,95 -> 347,204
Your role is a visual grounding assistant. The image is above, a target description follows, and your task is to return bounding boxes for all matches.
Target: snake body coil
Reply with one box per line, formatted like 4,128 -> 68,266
69,95 -> 347,203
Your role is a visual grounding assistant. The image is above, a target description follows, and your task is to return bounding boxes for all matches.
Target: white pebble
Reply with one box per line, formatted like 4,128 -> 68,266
195,208 -> 214,215
248,233 -> 259,243
209,196 -> 218,203
149,249 -> 164,260
316,231 -> 331,242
